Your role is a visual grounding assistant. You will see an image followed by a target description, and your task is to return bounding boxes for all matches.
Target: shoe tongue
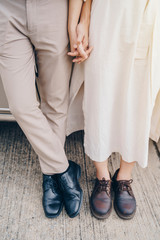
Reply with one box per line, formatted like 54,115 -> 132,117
97,179 -> 110,194
100,178 -> 107,184
98,177 -> 110,183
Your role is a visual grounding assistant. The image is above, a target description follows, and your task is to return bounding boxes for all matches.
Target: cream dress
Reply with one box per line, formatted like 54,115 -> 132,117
67,0 -> 160,168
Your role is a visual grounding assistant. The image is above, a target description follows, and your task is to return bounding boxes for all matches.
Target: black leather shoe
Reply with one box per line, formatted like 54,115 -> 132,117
112,169 -> 136,220
57,160 -> 83,218
42,174 -> 63,218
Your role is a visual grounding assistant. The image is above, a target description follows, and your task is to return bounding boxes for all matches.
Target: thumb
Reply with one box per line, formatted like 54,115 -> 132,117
77,42 -> 88,59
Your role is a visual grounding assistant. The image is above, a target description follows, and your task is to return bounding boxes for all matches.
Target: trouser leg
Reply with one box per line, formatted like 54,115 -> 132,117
0,1 -> 69,174
35,47 -> 72,147
32,0 -> 72,146
29,0 -> 72,168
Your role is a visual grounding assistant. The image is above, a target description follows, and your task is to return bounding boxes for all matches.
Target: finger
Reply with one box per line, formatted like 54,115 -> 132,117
73,49 -> 92,63
83,40 -> 89,51
72,57 -> 83,62
75,47 -> 92,62
73,46 -> 93,62
79,56 -> 89,63
77,43 -> 88,59
68,51 -> 79,57
73,55 -> 89,63
72,57 -> 84,63
86,46 -> 93,55
78,57 -> 88,64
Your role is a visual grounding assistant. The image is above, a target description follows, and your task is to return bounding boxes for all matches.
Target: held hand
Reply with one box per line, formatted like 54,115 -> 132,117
68,22 -> 93,63
76,22 -> 93,63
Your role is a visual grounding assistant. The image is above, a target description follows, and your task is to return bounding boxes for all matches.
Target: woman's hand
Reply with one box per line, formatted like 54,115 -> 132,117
76,22 -> 93,63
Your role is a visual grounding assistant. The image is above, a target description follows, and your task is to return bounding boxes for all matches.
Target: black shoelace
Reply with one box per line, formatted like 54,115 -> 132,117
44,177 -> 58,192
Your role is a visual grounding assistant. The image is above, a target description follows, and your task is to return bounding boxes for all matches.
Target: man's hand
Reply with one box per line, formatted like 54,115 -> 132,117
68,28 -> 78,57
68,22 -> 93,64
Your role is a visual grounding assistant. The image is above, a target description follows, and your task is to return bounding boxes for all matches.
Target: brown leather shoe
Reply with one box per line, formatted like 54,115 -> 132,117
112,169 -> 136,220
90,178 -> 112,219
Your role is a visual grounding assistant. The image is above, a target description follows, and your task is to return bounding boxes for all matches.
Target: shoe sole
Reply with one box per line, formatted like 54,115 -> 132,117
114,201 -> 136,220
67,164 -> 83,218
43,200 -> 64,219
90,198 -> 112,220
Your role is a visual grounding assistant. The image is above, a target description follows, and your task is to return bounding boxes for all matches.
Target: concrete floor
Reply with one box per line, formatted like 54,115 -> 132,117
0,122 -> 160,240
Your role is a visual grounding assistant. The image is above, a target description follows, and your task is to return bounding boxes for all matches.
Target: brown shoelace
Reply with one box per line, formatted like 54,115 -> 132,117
116,179 -> 134,197
97,178 -> 111,196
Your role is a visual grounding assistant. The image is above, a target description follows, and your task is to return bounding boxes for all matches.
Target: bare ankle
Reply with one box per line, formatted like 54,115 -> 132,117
116,171 -> 132,181
96,171 -> 110,181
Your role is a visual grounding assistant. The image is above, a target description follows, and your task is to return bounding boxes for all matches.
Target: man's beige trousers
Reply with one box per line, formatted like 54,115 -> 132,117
0,0 -> 72,174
